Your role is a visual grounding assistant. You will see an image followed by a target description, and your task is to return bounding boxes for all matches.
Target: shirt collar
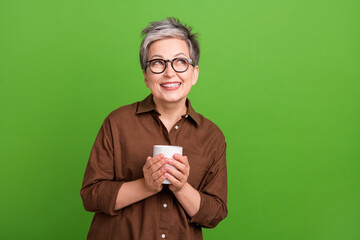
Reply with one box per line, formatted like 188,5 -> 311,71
185,98 -> 201,126
136,94 -> 159,115
136,94 -> 201,126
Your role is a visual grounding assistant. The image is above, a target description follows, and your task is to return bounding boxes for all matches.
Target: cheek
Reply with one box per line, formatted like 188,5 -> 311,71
185,74 -> 196,86
146,75 -> 159,86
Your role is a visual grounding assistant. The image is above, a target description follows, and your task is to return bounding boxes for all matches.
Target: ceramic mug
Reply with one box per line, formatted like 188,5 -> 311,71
153,145 -> 183,184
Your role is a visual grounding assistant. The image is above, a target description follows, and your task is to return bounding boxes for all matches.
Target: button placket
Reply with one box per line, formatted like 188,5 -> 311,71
159,191 -> 171,240
169,118 -> 184,143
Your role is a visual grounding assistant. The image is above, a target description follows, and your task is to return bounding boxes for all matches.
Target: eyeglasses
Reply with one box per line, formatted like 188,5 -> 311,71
145,58 -> 193,74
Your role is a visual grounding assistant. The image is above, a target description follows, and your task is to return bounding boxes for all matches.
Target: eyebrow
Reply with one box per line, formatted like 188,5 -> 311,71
149,52 -> 188,59
174,52 -> 188,57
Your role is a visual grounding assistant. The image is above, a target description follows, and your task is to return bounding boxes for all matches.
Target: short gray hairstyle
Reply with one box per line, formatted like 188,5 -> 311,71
139,17 -> 200,70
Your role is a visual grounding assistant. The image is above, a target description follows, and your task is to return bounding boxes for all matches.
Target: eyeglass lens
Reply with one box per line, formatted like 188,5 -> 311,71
149,58 -> 189,73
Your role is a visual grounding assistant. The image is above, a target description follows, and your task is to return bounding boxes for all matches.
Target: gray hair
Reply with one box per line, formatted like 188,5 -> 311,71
139,17 -> 200,70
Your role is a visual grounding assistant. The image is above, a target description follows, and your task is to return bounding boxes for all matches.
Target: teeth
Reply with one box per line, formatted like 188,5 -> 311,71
161,83 -> 180,88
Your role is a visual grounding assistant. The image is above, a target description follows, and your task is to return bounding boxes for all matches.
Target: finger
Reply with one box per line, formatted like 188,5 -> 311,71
151,165 -> 167,180
168,159 -> 188,175
154,174 -> 167,186
165,173 -> 182,187
173,154 -> 188,165
143,156 -> 152,169
148,157 -> 167,174
146,154 -> 164,169
164,165 -> 185,182
154,153 -> 164,160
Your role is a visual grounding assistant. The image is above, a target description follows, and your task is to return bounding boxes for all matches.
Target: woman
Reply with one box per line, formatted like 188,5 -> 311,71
80,17 -> 228,240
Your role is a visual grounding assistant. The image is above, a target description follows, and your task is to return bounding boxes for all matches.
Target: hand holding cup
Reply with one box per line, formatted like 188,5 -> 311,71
142,154 -> 167,193
153,145 -> 183,184
164,153 -> 190,192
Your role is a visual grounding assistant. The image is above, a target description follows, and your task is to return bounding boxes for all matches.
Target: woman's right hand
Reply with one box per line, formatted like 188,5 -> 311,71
143,154 -> 167,193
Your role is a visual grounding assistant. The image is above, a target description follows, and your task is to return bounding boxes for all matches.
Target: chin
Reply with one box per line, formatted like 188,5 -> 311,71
156,94 -> 186,104
163,97 -> 184,103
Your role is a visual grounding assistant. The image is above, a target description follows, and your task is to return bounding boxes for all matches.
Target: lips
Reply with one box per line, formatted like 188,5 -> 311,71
160,82 -> 181,90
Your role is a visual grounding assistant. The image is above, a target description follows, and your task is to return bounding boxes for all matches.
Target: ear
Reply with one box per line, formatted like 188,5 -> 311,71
191,65 -> 199,86
143,70 -> 149,88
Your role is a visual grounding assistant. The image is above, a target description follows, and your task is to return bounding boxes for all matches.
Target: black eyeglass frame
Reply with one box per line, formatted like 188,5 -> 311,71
145,58 -> 194,74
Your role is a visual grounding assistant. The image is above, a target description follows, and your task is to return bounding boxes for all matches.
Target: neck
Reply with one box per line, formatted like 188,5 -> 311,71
153,97 -> 187,132
153,97 -> 187,119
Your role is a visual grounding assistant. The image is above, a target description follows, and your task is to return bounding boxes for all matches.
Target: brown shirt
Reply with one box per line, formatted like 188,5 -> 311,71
80,94 -> 228,240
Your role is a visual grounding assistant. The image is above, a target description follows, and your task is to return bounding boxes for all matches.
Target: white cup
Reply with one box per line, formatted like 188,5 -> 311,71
153,145 -> 183,184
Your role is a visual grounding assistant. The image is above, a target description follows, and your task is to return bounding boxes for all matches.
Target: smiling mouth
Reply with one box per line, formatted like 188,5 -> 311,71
160,82 -> 181,90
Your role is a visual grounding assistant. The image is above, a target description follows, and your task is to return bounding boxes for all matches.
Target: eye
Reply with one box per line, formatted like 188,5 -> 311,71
175,58 -> 187,65
150,60 -> 165,67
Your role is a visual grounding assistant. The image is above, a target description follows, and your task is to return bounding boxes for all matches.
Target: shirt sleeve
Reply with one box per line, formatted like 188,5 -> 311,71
188,134 -> 228,228
80,117 -> 124,216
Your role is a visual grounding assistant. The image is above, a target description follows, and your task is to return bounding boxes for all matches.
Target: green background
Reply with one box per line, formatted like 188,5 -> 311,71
1,0 -> 359,239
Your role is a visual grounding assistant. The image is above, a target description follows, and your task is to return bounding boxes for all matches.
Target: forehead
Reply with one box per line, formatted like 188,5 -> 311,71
148,38 -> 190,58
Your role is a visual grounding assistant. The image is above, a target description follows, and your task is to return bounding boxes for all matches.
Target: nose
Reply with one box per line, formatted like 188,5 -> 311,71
163,61 -> 176,77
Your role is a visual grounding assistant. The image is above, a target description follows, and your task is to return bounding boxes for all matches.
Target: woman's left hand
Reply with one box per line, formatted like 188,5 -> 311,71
164,153 -> 190,192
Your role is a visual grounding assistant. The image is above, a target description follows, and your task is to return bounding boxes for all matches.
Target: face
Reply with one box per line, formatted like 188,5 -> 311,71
143,38 -> 199,106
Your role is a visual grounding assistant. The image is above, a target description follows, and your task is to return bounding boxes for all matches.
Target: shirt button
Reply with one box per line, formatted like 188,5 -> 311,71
161,234 -> 166,238
163,203 -> 167,208
174,125 -> 179,130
